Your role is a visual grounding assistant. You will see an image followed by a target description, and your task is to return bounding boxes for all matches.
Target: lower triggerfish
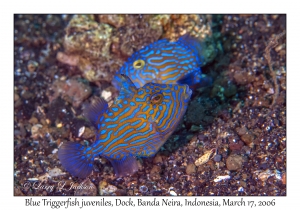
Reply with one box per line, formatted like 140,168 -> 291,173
113,34 -> 212,90
58,74 -> 192,178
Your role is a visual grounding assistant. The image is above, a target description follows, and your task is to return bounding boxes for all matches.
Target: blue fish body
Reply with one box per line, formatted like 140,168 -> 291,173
58,74 -> 192,178
113,34 -> 211,89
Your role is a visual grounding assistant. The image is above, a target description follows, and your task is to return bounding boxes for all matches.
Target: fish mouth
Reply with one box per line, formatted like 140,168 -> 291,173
182,84 -> 193,100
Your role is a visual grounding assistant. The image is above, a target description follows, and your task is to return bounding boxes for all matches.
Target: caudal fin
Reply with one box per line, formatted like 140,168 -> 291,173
58,142 -> 94,178
177,34 -> 205,66
177,71 -> 213,88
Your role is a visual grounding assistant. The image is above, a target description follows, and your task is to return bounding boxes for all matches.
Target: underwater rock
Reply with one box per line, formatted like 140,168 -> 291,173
186,163 -> 196,175
240,133 -> 256,146
47,78 -> 91,107
226,155 -> 244,171
111,15 -> 165,58
97,14 -> 126,28
63,15 -> 112,58
60,15 -> 118,82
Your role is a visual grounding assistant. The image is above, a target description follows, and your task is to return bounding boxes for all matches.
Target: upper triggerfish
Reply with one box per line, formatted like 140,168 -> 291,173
113,34 -> 212,90
58,74 -> 192,178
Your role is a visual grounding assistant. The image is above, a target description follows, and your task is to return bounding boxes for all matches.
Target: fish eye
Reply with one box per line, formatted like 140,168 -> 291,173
133,59 -> 145,70
150,92 -> 164,104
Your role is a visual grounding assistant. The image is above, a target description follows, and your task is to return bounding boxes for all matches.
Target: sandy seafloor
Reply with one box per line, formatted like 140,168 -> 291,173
14,14 -> 286,196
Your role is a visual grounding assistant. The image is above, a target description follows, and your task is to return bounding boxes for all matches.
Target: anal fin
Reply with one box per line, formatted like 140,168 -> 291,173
108,155 -> 139,177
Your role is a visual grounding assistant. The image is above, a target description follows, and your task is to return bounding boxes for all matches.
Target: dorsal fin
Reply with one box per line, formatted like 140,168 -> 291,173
83,97 -> 108,128
113,74 -> 137,102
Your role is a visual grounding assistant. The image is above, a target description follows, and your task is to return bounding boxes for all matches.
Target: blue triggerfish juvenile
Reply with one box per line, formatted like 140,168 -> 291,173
113,34 -> 212,89
58,74 -> 192,178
